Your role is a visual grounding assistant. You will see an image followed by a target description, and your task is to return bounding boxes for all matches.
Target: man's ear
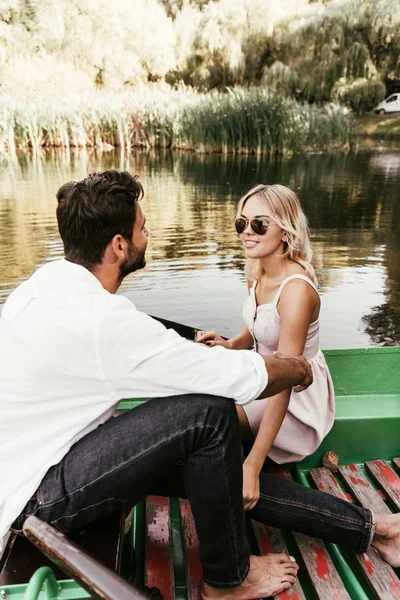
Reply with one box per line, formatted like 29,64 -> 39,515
110,234 -> 126,258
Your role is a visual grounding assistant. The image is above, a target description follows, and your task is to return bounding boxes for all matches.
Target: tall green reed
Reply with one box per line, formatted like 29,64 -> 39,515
0,87 -> 352,155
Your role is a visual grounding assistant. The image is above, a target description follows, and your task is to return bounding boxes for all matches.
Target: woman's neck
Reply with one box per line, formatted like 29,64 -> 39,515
258,255 -> 291,282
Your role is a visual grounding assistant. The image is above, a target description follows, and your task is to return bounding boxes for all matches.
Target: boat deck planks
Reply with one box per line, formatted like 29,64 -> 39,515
3,458 -> 400,599
271,466 -> 351,600
309,465 -> 400,600
392,457 -> 400,475
365,459 -> 400,511
338,464 -> 391,515
145,496 -> 174,599
251,520 -> 307,600
179,499 -> 202,600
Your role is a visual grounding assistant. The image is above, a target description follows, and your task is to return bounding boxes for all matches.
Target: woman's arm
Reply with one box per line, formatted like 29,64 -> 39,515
195,325 -> 253,349
243,279 -> 318,510
195,279 -> 255,349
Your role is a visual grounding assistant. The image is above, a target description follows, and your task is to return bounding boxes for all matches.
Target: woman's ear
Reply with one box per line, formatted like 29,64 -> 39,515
282,234 -> 288,242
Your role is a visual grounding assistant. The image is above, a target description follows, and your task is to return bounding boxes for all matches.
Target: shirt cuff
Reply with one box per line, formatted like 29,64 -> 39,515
235,350 -> 268,406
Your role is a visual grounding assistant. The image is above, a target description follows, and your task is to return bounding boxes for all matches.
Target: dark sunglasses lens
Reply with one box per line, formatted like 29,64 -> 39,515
251,219 -> 268,235
235,218 -> 247,234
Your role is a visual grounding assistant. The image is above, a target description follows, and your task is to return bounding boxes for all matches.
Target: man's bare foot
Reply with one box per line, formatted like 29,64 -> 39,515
202,553 -> 299,600
372,513 -> 400,567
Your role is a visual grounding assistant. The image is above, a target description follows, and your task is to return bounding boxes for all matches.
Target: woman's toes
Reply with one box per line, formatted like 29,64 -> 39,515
283,575 -> 297,585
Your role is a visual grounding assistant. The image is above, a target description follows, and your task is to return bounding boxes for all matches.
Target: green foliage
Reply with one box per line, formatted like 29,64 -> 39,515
0,0 -> 398,102
332,79 -> 386,114
0,87 -> 352,155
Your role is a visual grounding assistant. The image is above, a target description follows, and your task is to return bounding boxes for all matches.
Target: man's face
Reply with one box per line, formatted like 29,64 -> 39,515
119,204 -> 149,280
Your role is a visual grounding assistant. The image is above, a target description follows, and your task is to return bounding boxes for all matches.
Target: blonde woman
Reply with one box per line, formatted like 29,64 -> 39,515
196,184 -> 335,510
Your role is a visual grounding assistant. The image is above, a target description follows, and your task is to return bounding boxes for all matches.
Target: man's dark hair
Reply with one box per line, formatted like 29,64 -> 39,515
56,170 -> 144,269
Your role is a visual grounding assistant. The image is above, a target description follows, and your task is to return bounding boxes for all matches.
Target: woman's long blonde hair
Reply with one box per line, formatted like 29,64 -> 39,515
237,184 -> 318,286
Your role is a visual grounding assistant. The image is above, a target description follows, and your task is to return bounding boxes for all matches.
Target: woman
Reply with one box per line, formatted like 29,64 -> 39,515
196,184 -> 335,510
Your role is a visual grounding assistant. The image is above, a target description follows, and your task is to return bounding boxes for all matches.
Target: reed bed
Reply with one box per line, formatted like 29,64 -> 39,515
0,87 -> 352,155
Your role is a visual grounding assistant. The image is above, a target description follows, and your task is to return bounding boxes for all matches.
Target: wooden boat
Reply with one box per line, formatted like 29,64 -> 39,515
0,317 -> 399,600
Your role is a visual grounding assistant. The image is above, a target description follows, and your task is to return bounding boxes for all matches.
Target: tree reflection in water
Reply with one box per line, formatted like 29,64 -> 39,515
0,148 -> 399,348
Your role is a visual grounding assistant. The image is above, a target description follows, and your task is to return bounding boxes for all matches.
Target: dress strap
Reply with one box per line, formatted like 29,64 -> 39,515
273,274 -> 319,307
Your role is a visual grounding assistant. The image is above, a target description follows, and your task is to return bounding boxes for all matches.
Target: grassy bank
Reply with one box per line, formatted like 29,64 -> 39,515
0,87 -> 352,156
354,114 -> 400,140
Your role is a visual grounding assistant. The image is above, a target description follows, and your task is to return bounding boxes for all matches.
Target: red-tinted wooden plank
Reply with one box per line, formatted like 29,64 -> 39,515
338,464 -> 391,515
365,460 -> 400,511
270,467 -> 350,600
145,495 -> 174,600
294,533 -> 351,600
251,521 -> 306,600
310,467 -> 400,600
392,457 -> 400,475
309,467 -> 351,502
179,500 -> 202,600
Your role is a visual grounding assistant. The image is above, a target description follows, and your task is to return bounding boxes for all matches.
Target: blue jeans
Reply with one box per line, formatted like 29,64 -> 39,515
12,394 -> 374,588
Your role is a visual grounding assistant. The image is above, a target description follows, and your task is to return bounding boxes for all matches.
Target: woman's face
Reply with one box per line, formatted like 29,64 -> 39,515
238,196 -> 285,260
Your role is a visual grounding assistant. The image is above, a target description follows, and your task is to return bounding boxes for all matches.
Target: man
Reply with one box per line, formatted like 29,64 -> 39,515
1,171 -> 399,600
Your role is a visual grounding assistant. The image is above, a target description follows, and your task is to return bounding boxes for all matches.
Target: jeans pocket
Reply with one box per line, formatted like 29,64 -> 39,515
38,464 -> 68,509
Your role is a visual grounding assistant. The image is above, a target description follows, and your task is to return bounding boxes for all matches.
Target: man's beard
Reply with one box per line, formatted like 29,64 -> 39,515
119,242 -> 146,281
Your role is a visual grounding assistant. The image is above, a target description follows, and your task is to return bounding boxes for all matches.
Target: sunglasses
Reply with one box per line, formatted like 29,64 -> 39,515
235,217 -> 274,235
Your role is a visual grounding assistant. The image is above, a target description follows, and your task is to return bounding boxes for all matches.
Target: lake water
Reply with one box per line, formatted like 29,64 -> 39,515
0,149 -> 399,348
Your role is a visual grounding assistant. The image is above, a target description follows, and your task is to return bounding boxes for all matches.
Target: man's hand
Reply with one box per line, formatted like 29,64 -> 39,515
274,352 -> 313,392
260,352 -> 313,398
242,461 -> 260,511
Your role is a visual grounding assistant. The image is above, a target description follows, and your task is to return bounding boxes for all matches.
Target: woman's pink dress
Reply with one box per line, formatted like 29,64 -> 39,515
242,274 -> 335,464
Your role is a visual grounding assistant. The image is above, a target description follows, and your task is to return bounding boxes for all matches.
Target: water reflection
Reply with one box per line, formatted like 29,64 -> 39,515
0,149 -> 399,348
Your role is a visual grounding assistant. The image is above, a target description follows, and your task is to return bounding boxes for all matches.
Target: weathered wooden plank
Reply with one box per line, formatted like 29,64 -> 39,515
309,467 -> 351,502
392,457 -> 400,475
271,467 -> 350,600
365,460 -> 400,512
338,464 -> 391,515
145,496 -> 174,600
251,521 -> 306,600
294,533 -> 351,600
310,467 -> 400,600
179,500 -> 202,600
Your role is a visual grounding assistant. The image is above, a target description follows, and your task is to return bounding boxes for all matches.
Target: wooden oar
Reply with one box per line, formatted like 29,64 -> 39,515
23,516 -> 153,600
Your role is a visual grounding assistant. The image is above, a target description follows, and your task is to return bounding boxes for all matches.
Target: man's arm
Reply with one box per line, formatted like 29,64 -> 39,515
260,353 -> 313,398
100,298 -> 311,405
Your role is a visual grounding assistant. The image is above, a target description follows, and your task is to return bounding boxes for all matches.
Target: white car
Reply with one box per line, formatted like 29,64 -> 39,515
375,94 -> 400,114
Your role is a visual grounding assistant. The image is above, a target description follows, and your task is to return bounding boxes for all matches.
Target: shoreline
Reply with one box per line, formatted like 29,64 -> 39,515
0,89 -> 399,155
0,88 -> 351,156
354,114 -> 400,141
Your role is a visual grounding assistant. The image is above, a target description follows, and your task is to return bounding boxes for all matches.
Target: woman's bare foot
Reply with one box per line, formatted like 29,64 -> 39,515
202,553 -> 299,600
371,513 -> 400,567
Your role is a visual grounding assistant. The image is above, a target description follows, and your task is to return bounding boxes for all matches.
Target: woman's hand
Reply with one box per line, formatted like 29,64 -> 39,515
195,331 -> 231,348
242,461 -> 260,510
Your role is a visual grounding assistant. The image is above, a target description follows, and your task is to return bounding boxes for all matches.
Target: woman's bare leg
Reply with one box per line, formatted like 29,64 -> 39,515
236,406 -> 254,441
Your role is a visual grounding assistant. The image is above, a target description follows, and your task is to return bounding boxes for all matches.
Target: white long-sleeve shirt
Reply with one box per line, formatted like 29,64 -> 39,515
0,259 -> 268,541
